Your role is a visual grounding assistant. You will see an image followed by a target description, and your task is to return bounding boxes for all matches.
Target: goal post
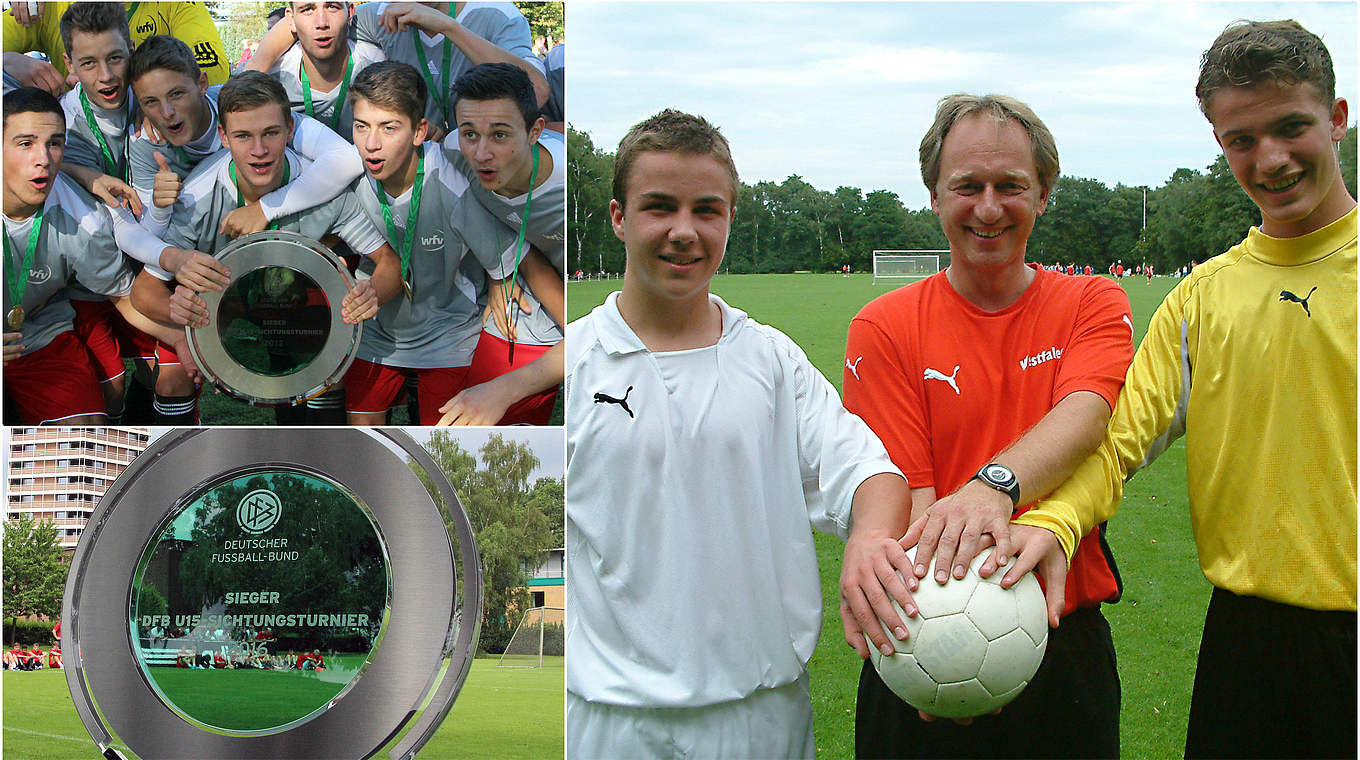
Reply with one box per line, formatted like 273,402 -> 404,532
872,250 -> 948,284
497,606 -> 565,668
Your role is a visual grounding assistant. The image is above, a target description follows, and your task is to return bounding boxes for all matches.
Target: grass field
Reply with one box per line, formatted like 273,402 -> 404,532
568,272 -> 1210,758
2,657 -> 564,758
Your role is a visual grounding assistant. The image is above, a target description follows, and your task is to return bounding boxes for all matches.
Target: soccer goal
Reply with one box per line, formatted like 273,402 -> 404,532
497,606 -> 565,668
872,250 -> 948,284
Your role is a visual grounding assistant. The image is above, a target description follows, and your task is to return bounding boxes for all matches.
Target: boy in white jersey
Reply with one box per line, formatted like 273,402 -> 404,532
986,20 -> 1356,759
438,62 -> 564,425
565,109 -> 910,758
2,86 -> 195,425
131,71 -> 403,423
246,2 -> 385,143
341,61 -> 560,424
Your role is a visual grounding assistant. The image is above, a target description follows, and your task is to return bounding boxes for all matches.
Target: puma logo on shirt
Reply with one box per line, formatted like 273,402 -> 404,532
923,365 -> 960,395
846,356 -> 863,380
594,386 -> 634,418
1279,287 -> 1317,317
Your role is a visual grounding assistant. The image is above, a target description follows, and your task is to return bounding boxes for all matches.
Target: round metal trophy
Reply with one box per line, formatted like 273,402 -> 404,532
62,429 -> 482,759
185,230 -> 362,405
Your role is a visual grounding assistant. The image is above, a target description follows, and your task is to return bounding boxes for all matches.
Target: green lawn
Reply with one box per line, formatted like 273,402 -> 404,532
569,272 -> 1209,758
2,658 -> 564,758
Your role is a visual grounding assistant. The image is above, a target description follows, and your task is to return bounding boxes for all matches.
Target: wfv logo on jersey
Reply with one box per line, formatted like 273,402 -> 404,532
1018,346 -> 1064,371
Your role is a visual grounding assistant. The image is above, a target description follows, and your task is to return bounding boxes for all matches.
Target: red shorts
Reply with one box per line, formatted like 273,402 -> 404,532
4,331 -> 107,424
465,331 -> 558,425
344,359 -> 470,425
71,299 -> 158,381
154,341 -> 183,366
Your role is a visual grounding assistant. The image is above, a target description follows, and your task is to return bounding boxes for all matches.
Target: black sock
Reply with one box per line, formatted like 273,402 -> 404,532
305,389 -> 346,426
153,393 -> 199,425
123,379 -> 155,424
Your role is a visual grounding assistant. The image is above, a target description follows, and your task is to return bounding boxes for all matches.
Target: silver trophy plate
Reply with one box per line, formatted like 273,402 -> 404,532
62,429 -> 482,759
186,230 -> 362,405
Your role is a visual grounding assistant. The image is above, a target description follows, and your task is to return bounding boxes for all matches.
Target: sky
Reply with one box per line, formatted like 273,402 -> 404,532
568,1 -> 1358,210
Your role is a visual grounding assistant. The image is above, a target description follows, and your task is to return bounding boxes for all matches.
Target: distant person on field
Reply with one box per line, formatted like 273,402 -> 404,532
565,109 -> 909,759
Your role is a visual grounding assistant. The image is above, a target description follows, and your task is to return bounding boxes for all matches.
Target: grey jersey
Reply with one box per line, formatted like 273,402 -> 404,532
154,149 -> 386,278
59,86 -> 136,180
269,40 -> 386,141
2,175 -> 135,356
353,1 -> 536,132
349,143 -> 511,367
444,131 -> 564,346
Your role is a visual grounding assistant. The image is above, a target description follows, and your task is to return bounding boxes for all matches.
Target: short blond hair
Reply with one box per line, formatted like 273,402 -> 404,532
919,93 -> 1059,193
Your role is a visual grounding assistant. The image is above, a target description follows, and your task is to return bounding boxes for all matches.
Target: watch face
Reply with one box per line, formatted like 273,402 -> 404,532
985,465 -> 1013,485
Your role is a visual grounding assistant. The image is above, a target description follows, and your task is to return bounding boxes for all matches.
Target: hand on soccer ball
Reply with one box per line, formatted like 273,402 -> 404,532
840,530 -> 919,660
901,479 -> 1014,585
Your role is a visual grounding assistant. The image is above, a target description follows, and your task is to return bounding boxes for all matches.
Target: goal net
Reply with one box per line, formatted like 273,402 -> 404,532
873,250 -> 947,284
497,606 -> 565,668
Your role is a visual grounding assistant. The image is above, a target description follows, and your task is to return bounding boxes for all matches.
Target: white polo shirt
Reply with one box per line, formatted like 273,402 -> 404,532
565,292 -> 901,708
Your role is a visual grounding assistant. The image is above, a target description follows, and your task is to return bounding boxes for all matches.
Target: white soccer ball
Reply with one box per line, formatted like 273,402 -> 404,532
866,546 -> 1048,719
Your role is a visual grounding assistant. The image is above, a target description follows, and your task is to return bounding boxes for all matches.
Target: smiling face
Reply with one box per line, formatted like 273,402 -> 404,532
133,67 -> 212,146
352,97 -> 427,192
1208,81 -> 1351,238
63,29 -> 131,110
455,96 -> 543,197
218,103 -> 294,201
290,2 -> 353,65
930,112 -> 1049,275
3,111 -> 65,218
611,150 -> 735,308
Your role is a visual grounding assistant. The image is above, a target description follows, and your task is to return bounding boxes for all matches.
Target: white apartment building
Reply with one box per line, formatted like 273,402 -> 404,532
6,427 -> 151,550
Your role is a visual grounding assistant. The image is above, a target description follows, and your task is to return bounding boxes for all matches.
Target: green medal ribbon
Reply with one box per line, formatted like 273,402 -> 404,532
376,147 -> 424,298
411,3 -> 455,126
499,142 -> 539,341
230,159 -> 292,231
300,51 -> 355,132
4,209 -> 44,330
79,89 -> 127,181
126,3 -> 141,20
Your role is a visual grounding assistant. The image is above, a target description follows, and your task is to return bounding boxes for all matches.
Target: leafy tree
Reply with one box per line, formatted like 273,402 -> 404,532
417,433 -> 558,651
514,2 -> 564,41
1340,122 -> 1357,199
527,477 -> 565,546
2,515 -> 67,645
567,126 -> 618,274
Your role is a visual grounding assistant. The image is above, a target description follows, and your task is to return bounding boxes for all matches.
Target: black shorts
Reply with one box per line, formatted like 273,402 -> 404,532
855,604 -> 1120,759
1185,587 -> 1356,759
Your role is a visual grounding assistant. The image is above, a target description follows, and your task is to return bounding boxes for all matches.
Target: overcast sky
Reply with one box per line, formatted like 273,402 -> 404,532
568,1 -> 1358,210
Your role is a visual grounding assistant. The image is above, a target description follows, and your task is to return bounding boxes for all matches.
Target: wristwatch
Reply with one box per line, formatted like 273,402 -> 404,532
973,463 -> 1021,507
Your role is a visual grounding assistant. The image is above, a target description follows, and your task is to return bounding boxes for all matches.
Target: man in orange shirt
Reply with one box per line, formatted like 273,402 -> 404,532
838,94 -> 1133,757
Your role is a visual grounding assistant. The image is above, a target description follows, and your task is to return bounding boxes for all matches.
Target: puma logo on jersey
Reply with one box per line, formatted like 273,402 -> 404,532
924,365 -> 960,395
846,356 -> 863,380
1279,287 -> 1317,317
593,386 -> 634,418
1018,346 -> 1063,371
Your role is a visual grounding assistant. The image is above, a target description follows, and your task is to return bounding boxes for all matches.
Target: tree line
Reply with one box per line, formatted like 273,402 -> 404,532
568,125 -> 1358,277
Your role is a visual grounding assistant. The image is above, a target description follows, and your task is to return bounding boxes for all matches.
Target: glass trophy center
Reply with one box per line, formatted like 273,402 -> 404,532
186,231 -> 362,406
130,468 -> 388,734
